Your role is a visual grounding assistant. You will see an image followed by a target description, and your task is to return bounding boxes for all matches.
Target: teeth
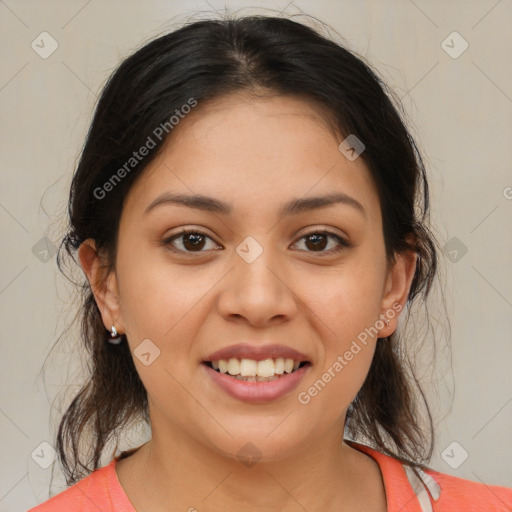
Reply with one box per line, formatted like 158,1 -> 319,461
257,359 -> 275,377
211,357 -> 304,377
240,358 -> 257,377
283,358 -> 294,373
234,375 -> 280,382
227,358 -> 240,375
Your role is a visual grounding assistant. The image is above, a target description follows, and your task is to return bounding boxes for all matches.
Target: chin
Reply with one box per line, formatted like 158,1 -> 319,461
203,424 -> 307,466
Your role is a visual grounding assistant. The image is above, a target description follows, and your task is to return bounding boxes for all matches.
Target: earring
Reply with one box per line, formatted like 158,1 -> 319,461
107,325 -> 123,345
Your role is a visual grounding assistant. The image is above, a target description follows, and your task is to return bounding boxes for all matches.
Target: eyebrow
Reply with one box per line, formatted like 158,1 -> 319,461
144,191 -> 366,218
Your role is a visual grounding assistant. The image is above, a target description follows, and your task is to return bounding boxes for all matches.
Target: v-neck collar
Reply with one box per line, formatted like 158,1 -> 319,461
107,441 -> 432,512
346,440 -> 436,511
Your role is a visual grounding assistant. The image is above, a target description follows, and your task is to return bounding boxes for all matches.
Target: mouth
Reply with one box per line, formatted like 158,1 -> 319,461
201,357 -> 312,403
202,358 -> 311,382
201,343 -> 313,402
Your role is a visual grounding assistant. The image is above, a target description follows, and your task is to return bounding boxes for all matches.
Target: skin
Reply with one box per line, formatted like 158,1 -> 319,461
79,92 -> 417,512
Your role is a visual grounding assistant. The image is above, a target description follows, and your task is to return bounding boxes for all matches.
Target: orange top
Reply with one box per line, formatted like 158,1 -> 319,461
28,441 -> 512,511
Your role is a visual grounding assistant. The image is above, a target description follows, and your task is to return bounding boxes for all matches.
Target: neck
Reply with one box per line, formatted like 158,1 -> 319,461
120,420 -> 382,512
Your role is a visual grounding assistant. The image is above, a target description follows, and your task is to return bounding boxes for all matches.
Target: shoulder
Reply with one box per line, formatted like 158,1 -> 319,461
26,461 -> 116,512
422,467 -> 512,511
347,440 -> 512,511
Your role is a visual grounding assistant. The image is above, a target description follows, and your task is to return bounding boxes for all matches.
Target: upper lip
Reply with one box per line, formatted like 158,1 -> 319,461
204,344 -> 310,362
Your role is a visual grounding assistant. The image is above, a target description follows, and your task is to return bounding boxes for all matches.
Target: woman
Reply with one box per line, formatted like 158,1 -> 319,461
29,13 -> 512,512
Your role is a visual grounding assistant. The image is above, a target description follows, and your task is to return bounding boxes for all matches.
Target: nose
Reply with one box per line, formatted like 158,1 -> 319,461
216,241 -> 298,327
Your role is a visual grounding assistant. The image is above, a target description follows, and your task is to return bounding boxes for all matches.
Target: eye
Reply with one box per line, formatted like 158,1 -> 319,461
162,229 -> 221,253
161,228 -> 351,255
292,230 -> 351,255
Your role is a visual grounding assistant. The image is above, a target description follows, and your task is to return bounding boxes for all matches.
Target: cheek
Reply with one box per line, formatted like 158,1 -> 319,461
298,279 -> 379,417
296,326 -> 377,427
117,243 -> 200,335
299,249 -> 384,395
116,250 -> 209,403
308,259 -> 385,340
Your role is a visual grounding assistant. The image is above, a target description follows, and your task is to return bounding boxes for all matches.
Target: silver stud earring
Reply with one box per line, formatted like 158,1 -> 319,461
107,325 -> 123,345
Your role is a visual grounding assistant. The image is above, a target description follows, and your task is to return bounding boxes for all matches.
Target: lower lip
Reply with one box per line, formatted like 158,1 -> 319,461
201,363 -> 311,403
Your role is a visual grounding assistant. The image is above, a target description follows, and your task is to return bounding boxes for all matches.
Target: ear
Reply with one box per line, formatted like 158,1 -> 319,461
377,240 -> 418,338
78,239 -> 124,335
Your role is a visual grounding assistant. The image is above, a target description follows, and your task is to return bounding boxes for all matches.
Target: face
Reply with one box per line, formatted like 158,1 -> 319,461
81,93 -> 415,463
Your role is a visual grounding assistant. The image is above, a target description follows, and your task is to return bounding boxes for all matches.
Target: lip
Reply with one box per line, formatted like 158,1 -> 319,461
203,343 -> 310,363
202,362 -> 312,403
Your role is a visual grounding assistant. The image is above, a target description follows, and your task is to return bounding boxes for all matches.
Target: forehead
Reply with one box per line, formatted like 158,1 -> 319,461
167,92 -> 339,153
124,93 -> 380,223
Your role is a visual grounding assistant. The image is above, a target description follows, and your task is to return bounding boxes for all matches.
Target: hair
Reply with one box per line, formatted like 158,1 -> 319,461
51,12 -> 445,486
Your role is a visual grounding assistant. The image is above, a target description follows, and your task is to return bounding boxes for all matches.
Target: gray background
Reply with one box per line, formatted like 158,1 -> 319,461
0,0 -> 511,510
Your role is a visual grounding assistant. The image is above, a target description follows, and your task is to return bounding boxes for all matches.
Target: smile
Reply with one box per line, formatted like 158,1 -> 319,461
202,359 -> 312,403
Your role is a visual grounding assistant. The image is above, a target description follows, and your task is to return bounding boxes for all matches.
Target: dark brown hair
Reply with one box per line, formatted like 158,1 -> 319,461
51,13 -> 446,486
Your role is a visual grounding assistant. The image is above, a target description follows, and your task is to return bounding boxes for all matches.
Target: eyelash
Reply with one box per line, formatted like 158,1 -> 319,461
161,228 -> 351,256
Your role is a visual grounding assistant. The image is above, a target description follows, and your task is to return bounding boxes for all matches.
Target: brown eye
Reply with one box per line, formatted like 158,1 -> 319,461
162,229 -> 220,253
304,233 -> 328,251
293,231 -> 350,255
182,232 -> 206,251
